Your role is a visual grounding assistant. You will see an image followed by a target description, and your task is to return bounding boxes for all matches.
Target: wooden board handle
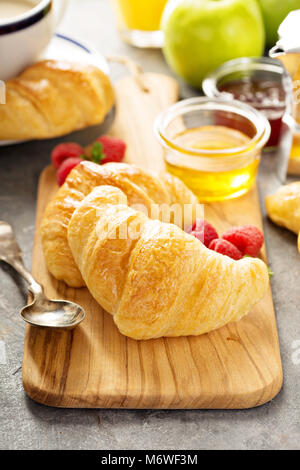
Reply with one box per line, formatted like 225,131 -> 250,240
108,72 -> 179,172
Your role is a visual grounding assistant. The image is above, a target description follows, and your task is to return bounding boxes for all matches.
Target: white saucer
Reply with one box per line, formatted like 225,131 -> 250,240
43,33 -> 109,75
1,33 -> 110,146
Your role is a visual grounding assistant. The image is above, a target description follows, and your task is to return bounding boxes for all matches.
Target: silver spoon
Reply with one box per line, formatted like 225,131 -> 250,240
0,221 -> 85,329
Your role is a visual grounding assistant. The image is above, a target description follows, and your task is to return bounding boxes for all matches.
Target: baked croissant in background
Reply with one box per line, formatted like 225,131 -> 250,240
41,161 -> 199,287
67,185 -> 269,340
266,182 -> 300,252
0,60 -> 114,140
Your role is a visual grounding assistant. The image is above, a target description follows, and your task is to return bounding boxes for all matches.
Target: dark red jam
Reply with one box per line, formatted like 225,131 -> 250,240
218,79 -> 287,147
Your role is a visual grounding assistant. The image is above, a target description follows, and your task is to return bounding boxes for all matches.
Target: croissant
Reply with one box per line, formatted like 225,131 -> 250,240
266,181 -> 300,252
41,161 -> 199,287
0,60 -> 114,140
67,185 -> 269,340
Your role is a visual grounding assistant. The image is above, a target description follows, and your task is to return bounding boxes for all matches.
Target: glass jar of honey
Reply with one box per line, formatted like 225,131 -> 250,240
154,97 -> 270,202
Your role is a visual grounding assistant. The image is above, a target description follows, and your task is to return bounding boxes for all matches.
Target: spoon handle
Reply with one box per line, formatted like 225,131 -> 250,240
0,221 -> 43,297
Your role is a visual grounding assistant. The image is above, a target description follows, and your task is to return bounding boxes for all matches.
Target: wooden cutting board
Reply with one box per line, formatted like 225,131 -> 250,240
22,72 -> 283,409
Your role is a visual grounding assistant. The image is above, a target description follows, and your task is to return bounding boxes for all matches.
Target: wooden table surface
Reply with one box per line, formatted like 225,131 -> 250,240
1,0 -> 300,450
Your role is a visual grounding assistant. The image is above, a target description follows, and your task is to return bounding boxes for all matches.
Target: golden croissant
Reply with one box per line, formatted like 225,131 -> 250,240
266,181 -> 300,252
0,60 -> 114,140
67,185 -> 269,340
41,161 -> 199,287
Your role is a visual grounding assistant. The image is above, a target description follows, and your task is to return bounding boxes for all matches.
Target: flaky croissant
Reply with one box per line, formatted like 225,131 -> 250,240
67,185 -> 269,340
0,60 -> 114,140
41,162 -> 199,287
266,182 -> 300,252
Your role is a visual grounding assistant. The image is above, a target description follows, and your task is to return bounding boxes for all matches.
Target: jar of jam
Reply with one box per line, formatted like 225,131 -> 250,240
203,57 -> 292,148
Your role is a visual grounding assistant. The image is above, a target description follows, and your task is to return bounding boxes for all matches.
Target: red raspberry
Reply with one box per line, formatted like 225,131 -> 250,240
222,225 -> 264,257
51,143 -> 84,169
95,136 -> 126,164
57,157 -> 83,186
209,239 -> 243,260
190,230 -> 204,243
186,219 -> 218,247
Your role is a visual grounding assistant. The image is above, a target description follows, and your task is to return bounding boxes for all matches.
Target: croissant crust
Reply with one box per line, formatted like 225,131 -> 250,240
0,60 -> 114,140
67,186 -> 269,340
266,181 -> 300,253
41,161 -> 199,287
266,182 -> 300,234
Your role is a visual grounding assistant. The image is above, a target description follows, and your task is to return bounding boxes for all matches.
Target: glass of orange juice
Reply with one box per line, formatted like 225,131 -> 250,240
110,0 -> 168,47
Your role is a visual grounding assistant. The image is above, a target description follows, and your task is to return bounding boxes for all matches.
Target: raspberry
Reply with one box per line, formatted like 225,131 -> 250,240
222,225 -> 264,257
94,136 -> 126,164
209,239 -> 242,260
186,219 -> 218,247
57,157 -> 83,186
51,143 -> 84,169
190,230 -> 204,243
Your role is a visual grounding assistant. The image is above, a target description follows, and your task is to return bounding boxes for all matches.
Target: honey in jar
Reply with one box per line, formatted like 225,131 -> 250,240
165,126 -> 258,202
155,98 -> 271,202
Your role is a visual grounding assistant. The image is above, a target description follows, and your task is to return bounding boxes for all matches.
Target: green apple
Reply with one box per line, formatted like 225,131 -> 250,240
257,0 -> 300,46
161,0 -> 265,88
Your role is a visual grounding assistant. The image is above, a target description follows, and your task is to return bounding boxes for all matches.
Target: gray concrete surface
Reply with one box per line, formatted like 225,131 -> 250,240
1,0 -> 300,450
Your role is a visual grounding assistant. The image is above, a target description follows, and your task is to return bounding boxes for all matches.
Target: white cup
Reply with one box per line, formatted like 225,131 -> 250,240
0,0 -> 68,80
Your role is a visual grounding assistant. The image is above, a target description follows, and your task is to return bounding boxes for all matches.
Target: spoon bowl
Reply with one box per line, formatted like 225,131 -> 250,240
0,220 -> 85,330
21,298 -> 85,329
